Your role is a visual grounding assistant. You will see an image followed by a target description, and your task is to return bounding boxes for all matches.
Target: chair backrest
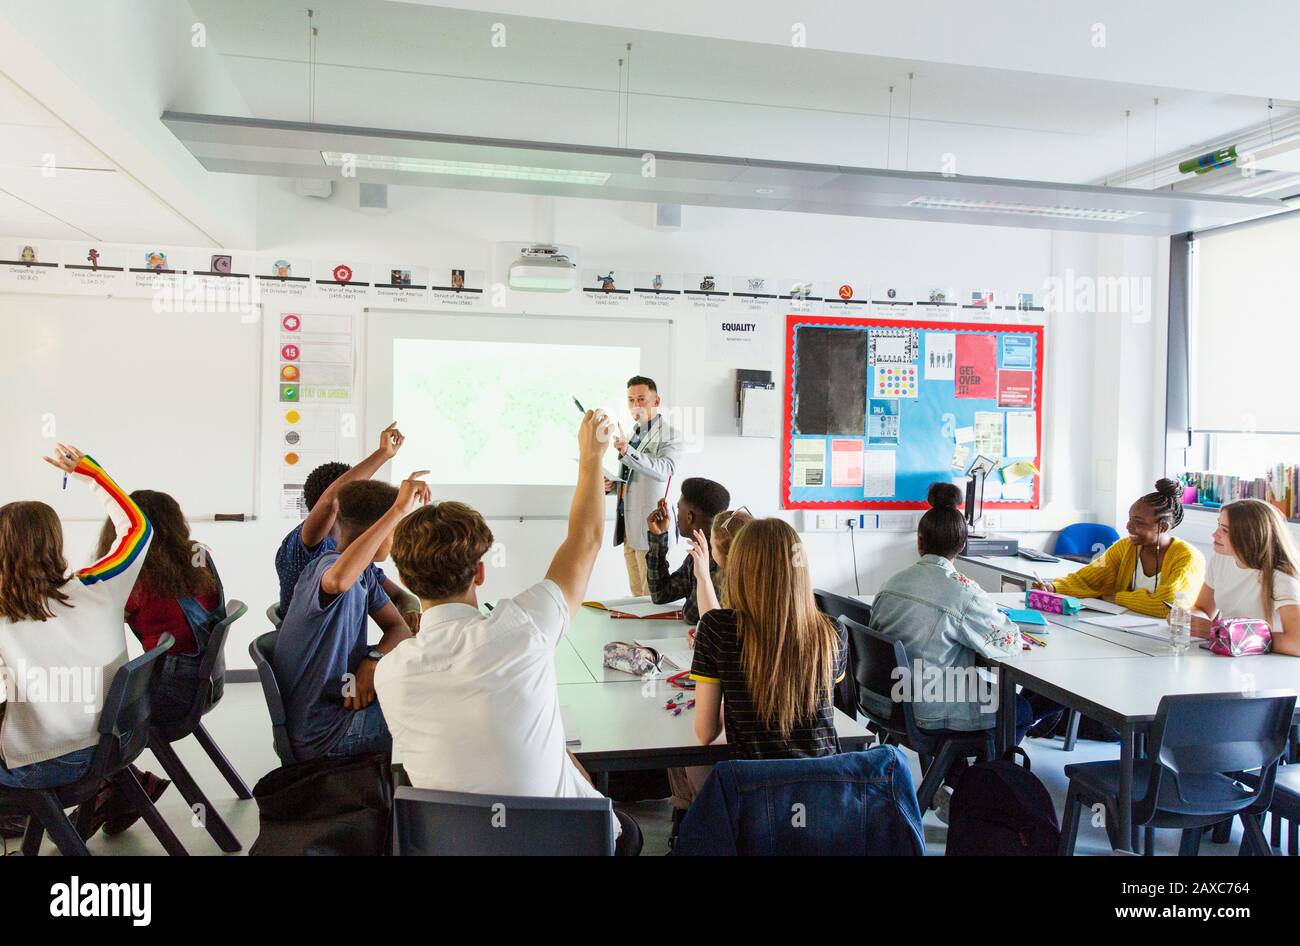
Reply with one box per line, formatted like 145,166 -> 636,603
392,786 -> 615,856
161,600 -> 246,737
87,634 -> 175,779
1139,691 -> 1298,822
813,589 -> 871,714
265,602 -> 283,629
248,630 -> 296,765
838,615 -> 918,742
1052,522 -> 1120,559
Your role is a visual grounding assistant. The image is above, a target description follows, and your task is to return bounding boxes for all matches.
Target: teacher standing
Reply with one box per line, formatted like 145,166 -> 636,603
607,375 -> 681,595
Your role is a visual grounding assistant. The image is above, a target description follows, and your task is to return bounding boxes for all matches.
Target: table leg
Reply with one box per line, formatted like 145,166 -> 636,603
595,771 -> 609,795
1118,726 -> 1134,853
995,667 -> 1013,756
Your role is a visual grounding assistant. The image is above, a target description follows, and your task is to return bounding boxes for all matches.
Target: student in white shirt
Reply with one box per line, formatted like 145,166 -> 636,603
375,409 -> 642,854
1192,499 -> 1300,656
0,445 -> 151,788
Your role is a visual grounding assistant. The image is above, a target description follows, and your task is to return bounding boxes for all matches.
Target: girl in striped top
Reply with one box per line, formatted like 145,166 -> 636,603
0,446 -> 151,789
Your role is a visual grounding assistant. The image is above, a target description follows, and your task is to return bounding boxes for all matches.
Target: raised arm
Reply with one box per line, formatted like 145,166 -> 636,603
320,470 -> 429,598
44,445 -> 151,587
301,422 -> 405,549
545,410 -> 612,617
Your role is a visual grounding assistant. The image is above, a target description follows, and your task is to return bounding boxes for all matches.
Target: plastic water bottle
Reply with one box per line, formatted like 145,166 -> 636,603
1168,600 -> 1192,654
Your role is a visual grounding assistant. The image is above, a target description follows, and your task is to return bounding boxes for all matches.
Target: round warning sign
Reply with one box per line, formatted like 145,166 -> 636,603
284,452 -> 300,466
280,343 -> 300,361
332,264 -> 353,283
281,313 -> 301,332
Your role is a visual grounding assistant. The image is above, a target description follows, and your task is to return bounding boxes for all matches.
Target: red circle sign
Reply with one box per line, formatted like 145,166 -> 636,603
838,284 -> 853,300
281,314 -> 301,332
333,264 -> 353,283
280,343 -> 300,361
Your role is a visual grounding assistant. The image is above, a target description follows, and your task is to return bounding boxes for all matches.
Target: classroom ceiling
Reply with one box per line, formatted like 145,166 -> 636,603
0,74 -> 216,246
186,0 -> 1300,190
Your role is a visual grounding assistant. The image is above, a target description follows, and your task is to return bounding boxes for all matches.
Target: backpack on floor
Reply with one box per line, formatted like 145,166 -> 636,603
249,751 -> 392,856
945,759 -> 1059,856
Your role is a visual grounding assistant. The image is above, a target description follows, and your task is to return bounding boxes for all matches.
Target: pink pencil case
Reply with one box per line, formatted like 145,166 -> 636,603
1208,618 -> 1273,657
1025,589 -> 1082,615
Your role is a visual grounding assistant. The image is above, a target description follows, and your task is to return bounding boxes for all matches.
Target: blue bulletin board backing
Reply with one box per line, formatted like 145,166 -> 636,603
780,313 -> 1044,509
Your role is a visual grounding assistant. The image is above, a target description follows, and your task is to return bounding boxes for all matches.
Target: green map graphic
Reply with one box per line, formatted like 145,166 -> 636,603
394,339 -> 641,485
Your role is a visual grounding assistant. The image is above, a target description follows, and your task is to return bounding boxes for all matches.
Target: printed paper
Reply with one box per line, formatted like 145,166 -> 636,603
924,332 -> 955,380
997,370 -> 1033,407
974,411 -> 1004,458
955,334 -> 997,399
864,450 -> 897,498
867,398 -> 900,445
1002,335 -> 1034,369
793,438 -> 826,487
831,439 -> 864,487
872,364 -> 918,398
1005,411 -> 1037,458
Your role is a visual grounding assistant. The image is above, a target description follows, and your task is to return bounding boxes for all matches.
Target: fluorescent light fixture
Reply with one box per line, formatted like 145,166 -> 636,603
905,196 -> 1143,222
904,196 -> 1138,222
320,151 -> 609,186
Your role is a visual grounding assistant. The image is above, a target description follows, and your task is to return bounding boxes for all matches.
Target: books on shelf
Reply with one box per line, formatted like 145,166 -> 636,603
1181,465 -> 1298,521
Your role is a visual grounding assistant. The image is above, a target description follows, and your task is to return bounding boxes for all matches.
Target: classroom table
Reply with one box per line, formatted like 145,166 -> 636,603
956,553 -> 1079,592
988,613 -> 1300,852
565,604 -> 693,683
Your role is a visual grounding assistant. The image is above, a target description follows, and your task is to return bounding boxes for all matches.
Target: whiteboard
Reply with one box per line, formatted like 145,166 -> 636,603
365,308 -> 673,517
0,293 -> 261,520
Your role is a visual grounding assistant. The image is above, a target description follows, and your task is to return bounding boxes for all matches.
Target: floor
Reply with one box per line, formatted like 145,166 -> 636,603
6,682 -> 1257,856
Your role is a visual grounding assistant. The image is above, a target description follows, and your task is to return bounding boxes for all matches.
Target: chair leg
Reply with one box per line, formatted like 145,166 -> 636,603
1289,817 -> 1298,856
1239,813 -> 1272,856
191,722 -> 253,800
1211,818 -> 1233,845
915,741 -> 961,813
27,791 -> 89,856
112,767 -> 188,857
148,734 -> 242,853
21,815 -> 45,856
1179,827 -> 1203,856
1062,710 -> 1082,752
1142,825 -> 1155,856
1059,781 -> 1082,856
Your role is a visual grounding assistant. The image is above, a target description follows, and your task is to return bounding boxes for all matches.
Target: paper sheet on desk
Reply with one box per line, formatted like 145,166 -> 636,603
588,599 -> 682,617
638,637 -> 694,671
1078,597 -> 1128,615
1080,613 -> 1163,630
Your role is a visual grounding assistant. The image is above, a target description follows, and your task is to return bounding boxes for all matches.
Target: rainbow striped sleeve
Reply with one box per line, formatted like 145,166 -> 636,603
73,455 -> 152,585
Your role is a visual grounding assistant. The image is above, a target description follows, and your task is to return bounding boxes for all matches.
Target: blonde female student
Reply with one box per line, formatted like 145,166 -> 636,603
1191,499 -> 1300,656
690,517 -> 847,760
0,445 -> 151,790
1034,479 -> 1205,617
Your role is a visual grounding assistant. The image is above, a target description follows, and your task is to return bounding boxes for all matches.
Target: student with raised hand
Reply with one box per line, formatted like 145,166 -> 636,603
376,410 -> 644,855
272,473 -> 428,761
690,517 -> 847,760
0,445 -> 150,790
868,483 -> 1032,752
274,422 -> 422,629
686,507 -> 754,627
77,490 -> 224,838
646,477 -> 731,625
1033,479 -> 1204,617
1191,499 -> 1300,656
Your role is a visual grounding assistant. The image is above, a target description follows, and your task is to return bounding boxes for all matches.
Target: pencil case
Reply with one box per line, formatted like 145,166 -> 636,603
602,641 -> 663,677
1208,618 -> 1273,657
1024,589 -> 1082,616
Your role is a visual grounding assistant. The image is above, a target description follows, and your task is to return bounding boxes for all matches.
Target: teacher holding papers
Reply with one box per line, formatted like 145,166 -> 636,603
607,376 -> 681,595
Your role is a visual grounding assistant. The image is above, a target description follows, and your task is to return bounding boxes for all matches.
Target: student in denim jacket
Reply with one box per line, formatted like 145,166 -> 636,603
867,483 -> 1033,743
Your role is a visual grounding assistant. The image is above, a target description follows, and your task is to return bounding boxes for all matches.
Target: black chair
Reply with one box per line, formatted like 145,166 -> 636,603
392,786 -> 615,855
145,600 -> 251,853
248,630 -> 297,766
838,615 -> 996,813
0,636 -> 188,856
813,589 -> 873,717
1059,691 -> 1296,856
265,602 -> 282,630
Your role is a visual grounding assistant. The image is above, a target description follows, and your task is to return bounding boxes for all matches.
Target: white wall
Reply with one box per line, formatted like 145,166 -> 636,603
58,180 -> 1168,668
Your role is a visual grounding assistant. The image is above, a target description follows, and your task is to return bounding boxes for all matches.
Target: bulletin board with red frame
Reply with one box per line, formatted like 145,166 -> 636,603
780,313 -> 1045,510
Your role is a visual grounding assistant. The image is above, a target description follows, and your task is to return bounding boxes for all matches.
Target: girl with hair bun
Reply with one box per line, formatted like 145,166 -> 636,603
867,482 -> 1034,808
1034,479 -> 1205,617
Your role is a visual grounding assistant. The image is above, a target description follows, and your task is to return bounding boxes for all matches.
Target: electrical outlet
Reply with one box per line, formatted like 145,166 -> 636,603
816,512 -> 836,531
982,511 -> 1001,530
839,514 -> 862,530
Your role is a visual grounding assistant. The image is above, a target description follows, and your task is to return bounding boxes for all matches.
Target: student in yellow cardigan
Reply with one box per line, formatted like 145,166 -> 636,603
1032,479 -> 1204,617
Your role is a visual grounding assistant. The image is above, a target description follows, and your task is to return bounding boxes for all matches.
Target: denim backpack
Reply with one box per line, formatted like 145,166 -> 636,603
946,759 -> 1060,855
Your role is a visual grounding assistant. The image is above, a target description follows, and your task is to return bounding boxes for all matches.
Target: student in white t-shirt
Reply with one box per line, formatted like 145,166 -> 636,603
1191,499 -> 1300,657
374,409 -> 642,854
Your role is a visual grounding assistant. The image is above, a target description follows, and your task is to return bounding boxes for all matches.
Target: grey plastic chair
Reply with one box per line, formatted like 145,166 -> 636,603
265,602 -> 283,629
391,786 -> 615,856
248,630 -> 297,766
1059,691 -> 1296,856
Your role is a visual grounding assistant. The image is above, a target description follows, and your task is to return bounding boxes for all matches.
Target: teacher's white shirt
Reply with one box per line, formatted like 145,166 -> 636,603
374,580 -> 601,803
1205,552 -> 1300,631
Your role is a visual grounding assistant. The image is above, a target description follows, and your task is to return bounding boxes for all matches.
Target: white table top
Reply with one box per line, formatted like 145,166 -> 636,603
957,553 -> 1080,583
565,604 -> 693,683
558,679 -> 871,763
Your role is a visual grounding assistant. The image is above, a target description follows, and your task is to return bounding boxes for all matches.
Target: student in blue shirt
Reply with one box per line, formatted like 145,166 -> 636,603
274,422 -> 422,629
272,472 -> 429,760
